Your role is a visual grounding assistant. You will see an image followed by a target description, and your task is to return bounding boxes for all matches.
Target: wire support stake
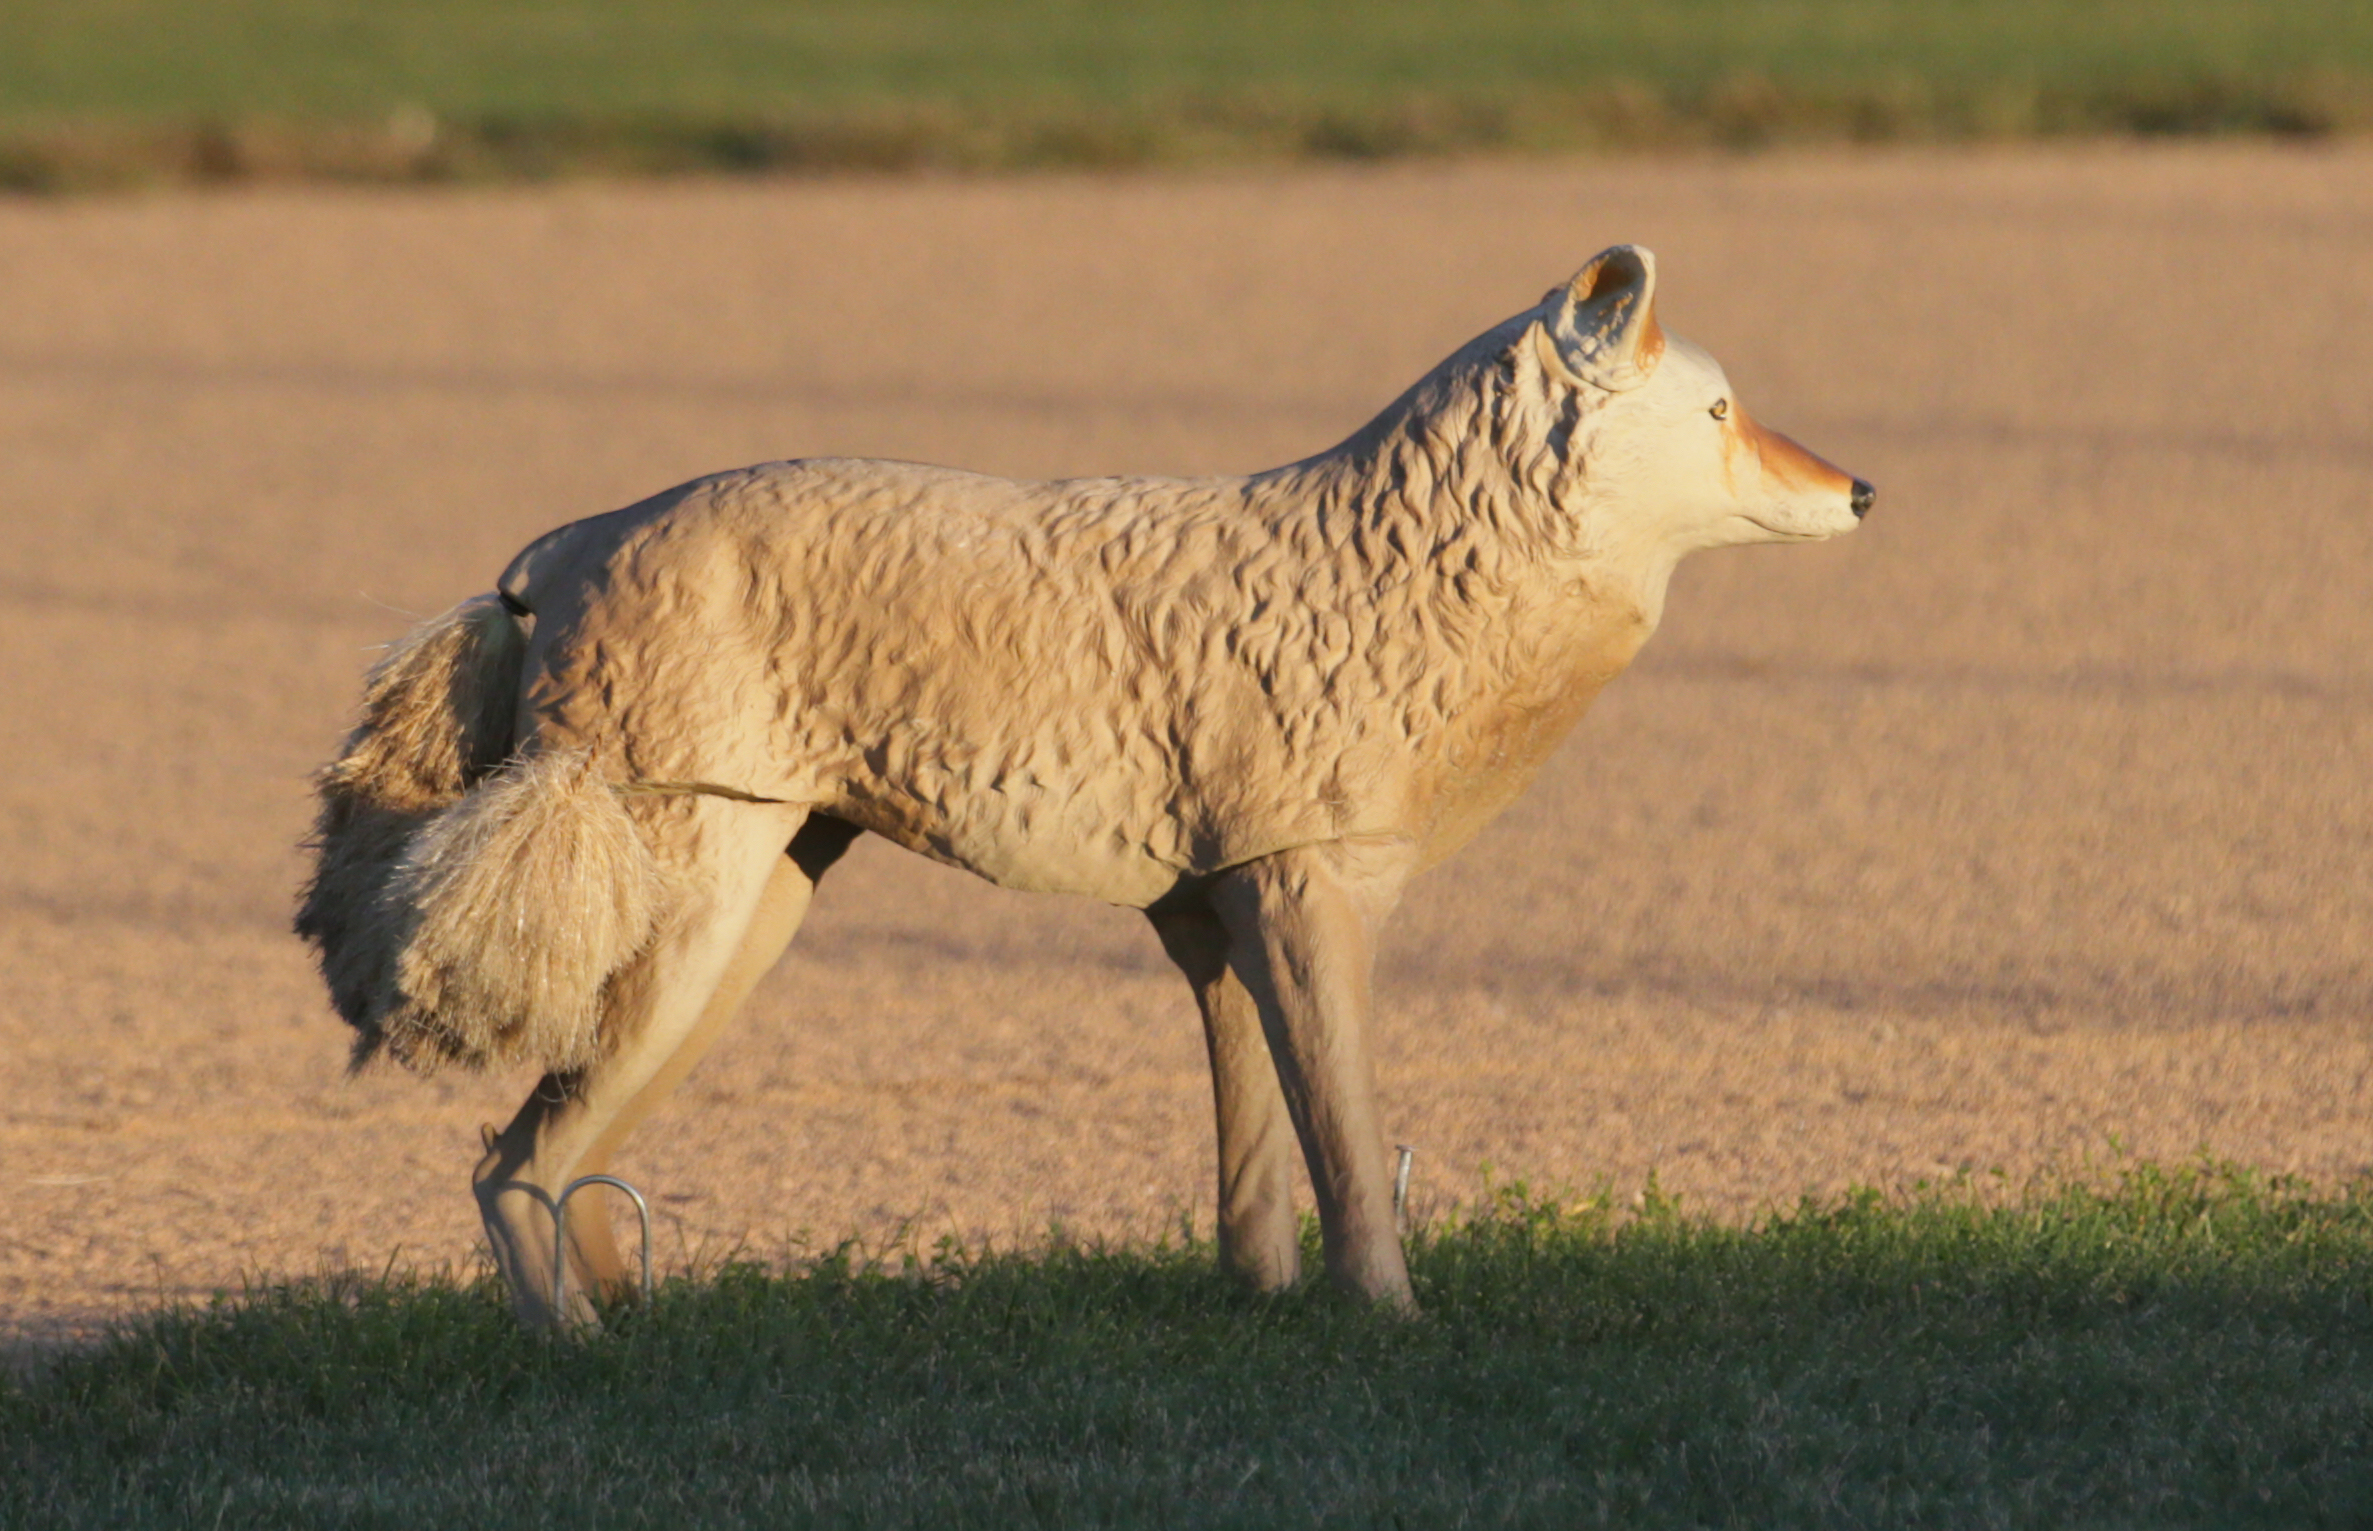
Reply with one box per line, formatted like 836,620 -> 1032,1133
1393,1145 -> 1415,1231
552,1174 -> 654,1316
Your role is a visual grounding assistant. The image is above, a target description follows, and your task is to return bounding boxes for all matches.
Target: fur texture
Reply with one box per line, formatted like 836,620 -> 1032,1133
297,594 -> 664,1071
298,594 -> 524,1055
377,748 -> 665,1072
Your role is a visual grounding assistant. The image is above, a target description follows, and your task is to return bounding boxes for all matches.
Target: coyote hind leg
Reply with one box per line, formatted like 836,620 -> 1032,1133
472,804 -> 847,1326
546,815 -> 861,1296
1150,906 -> 1302,1292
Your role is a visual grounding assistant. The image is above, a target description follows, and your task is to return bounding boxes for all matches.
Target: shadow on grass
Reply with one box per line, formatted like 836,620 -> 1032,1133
7,1161 -> 2373,1527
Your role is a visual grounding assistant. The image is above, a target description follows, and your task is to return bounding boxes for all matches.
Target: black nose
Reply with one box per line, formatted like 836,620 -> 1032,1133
1850,479 -> 1875,519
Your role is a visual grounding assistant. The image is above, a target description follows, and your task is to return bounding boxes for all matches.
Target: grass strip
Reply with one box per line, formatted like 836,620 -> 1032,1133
7,1161 -> 2372,1527
6,1 -> 2373,189
7,80 -> 2372,193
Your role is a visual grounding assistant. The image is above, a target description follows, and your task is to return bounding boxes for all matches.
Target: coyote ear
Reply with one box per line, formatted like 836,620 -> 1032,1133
1548,245 -> 1663,392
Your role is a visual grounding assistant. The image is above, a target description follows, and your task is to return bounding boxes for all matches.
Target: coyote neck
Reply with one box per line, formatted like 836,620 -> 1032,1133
1242,341 -> 1652,711
1222,343 -> 1656,864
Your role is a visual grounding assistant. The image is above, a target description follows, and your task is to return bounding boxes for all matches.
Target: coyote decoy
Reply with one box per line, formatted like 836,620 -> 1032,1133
298,246 -> 1871,1324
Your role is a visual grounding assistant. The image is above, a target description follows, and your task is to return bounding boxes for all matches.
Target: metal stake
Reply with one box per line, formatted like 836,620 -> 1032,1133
552,1174 -> 654,1316
1393,1144 -> 1415,1230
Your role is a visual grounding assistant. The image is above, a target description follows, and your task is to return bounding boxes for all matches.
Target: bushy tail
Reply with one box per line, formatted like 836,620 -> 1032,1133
296,596 -> 664,1072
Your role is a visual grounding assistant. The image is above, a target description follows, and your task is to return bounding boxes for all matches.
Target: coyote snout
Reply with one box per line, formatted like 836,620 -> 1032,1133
301,243 -> 1870,1325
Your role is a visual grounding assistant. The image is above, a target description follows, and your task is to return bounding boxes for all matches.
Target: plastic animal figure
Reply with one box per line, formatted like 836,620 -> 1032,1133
298,246 -> 1871,1324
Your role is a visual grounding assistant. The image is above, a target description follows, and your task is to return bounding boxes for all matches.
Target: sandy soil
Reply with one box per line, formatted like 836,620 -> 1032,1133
4,144 -> 2371,1352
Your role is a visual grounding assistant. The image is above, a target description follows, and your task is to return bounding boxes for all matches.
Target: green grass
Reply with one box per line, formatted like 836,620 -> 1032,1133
3,2 -> 2373,187
8,1163 -> 2373,1528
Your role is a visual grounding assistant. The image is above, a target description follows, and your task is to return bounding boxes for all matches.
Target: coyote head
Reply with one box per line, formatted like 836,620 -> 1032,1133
1533,245 -> 1872,554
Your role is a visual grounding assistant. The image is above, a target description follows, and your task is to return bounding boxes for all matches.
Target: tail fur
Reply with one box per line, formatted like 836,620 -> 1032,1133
296,596 -> 664,1072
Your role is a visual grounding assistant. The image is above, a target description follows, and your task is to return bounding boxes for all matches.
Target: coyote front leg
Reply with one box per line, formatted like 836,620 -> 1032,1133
1150,907 -> 1301,1292
1210,838 -> 1416,1310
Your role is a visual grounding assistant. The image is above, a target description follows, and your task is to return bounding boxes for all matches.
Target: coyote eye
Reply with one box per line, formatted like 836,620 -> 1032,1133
1709,399 -> 1730,421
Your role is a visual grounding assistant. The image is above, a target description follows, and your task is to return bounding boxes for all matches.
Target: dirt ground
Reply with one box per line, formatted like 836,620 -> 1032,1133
4,144 -> 2370,1353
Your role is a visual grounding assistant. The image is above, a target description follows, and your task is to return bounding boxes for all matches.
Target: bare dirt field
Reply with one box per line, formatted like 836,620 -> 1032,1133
3,144 -> 2370,1352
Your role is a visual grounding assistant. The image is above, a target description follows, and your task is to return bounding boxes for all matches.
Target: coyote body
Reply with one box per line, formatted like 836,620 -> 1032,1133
299,247 -> 1870,1322
501,451 -> 1646,909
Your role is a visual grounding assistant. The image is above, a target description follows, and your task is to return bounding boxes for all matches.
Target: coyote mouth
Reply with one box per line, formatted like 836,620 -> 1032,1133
1738,515 -> 1828,542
